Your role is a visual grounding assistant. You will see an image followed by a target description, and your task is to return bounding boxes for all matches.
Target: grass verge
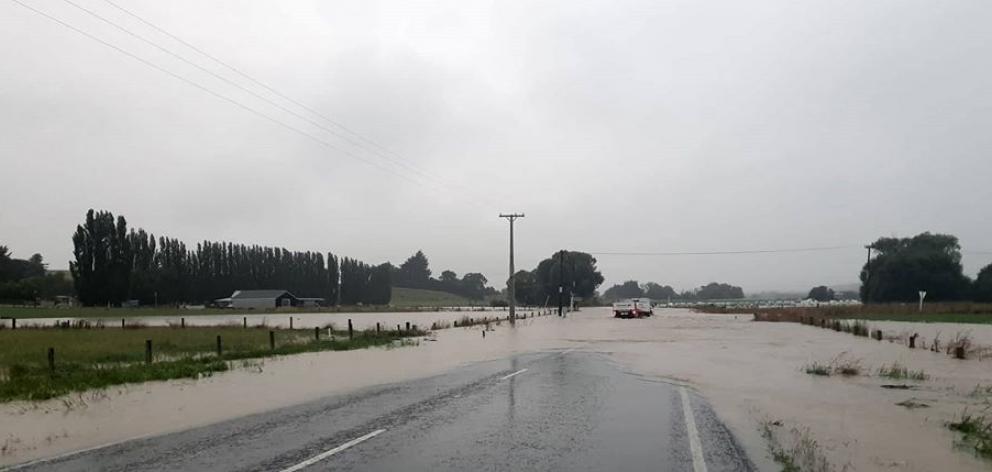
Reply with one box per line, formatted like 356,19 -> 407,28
0,326 -> 424,402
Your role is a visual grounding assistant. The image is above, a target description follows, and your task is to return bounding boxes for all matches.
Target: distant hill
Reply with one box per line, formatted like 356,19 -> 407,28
390,287 -> 477,307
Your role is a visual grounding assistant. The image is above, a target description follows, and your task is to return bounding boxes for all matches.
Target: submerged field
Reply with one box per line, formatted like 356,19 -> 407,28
0,324 -> 424,402
697,302 -> 992,324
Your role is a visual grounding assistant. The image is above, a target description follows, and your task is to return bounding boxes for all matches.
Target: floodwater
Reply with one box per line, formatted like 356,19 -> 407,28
4,308 -> 543,331
2,308 -> 992,471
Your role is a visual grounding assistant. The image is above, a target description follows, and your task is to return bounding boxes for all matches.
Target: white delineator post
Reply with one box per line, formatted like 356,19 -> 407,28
918,290 -> 927,312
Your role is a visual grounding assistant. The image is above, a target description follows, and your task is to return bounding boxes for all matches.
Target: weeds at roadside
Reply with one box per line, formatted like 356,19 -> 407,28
804,362 -> 832,376
761,420 -> 834,472
851,320 -> 869,337
803,353 -> 863,377
948,409 -> 992,459
878,362 -> 928,381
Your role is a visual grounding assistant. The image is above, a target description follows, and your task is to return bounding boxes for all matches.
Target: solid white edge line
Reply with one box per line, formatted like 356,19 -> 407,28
0,432 -> 161,471
278,429 -> 386,472
500,368 -> 528,380
680,387 -> 708,472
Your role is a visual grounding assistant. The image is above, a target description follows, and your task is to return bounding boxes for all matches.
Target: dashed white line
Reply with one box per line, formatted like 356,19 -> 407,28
277,429 -> 386,472
680,387 -> 708,472
500,368 -> 528,380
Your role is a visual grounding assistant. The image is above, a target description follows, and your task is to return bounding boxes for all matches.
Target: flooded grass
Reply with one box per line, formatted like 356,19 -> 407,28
877,362 -> 929,381
948,410 -> 992,459
715,303 -> 992,324
804,362 -> 832,376
0,326 -> 425,402
761,421 -> 833,472
803,354 -> 863,377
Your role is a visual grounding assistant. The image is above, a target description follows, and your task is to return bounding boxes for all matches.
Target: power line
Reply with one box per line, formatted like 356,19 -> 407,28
91,0 -> 500,207
10,0 -> 461,201
59,0 -> 452,191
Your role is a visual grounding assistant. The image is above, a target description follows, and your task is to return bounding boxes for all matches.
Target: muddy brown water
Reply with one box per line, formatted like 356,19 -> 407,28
2,308 -> 991,471
3,309 -> 541,330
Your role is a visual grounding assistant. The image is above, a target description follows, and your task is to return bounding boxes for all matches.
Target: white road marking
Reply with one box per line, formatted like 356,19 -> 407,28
680,387 -> 708,472
500,368 -> 528,380
1,432 -> 161,471
277,429 -> 386,472
561,348 -> 576,355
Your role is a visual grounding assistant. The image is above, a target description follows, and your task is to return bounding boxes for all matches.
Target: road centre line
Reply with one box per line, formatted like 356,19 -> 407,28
500,368 -> 528,380
277,429 -> 386,472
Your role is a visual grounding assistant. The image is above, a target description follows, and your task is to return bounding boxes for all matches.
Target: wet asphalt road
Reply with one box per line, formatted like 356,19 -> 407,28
8,351 -> 753,472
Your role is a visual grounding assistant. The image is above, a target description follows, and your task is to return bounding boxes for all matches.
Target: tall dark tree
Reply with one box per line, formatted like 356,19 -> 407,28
602,281 -> 644,301
511,270 -> 540,305
974,264 -> 992,302
642,282 -> 677,301
395,250 -> 431,288
694,282 -> 745,300
532,250 -> 604,302
807,285 -> 835,302
860,232 -> 970,303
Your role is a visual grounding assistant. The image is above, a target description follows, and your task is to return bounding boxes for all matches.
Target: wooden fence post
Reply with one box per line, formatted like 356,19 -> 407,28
269,330 -> 275,350
243,317 -> 247,329
47,347 -> 55,372
376,322 -> 380,334
290,317 -> 294,330
216,335 -> 223,356
406,322 -> 411,332
181,317 -> 185,328
314,327 -> 320,341
348,319 -> 354,340
909,333 -> 918,349
122,318 -> 126,329
145,339 -> 153,364
11,318 -> 15,330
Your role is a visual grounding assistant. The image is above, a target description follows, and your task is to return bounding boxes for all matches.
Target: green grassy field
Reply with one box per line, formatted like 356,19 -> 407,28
389,287 -> 477,307
711,303 -> 992,325
829,312 -> 992,324
0,325 -> 422,402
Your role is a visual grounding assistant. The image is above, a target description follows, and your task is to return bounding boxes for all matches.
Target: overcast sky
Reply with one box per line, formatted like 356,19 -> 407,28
2,0 -> 991,293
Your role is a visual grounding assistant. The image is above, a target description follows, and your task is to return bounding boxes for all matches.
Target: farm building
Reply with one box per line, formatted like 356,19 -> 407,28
213,290 -> 323,309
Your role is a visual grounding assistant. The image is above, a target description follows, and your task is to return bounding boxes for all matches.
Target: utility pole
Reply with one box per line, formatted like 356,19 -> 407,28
558,250 -> 566,317
500,213 -> 525,325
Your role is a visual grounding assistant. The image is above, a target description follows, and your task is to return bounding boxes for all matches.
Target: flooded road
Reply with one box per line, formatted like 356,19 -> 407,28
7,351 -> 752,472
3,308 -> 992,471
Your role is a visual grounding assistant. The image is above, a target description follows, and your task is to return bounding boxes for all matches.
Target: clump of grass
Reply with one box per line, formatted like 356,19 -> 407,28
834,358 -> 863,376
851,320 -> 869,337
948,409 -> 992,459
878,362 -> 928,381
761,421 -> 834,472
804,361 -> 832,376
803,353 -> 863,377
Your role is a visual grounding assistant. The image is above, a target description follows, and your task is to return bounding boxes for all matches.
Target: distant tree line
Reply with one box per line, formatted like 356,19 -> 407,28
0,246 -> 73,303
860,232 -> 992,303
70,209 -> 390,307
600,280 -> 744,302
511,250 -> 605,306
391,250 -> 496,300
